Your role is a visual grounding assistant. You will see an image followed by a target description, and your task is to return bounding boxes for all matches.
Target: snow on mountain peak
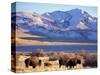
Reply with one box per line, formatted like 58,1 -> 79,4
77,21 -> 88,30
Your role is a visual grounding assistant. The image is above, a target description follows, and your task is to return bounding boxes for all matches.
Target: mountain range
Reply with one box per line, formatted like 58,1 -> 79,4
11,8 -> 97,42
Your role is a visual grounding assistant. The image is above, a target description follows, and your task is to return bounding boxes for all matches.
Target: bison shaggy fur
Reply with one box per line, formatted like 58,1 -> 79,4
59,57 -> 81,69
25,57 -> 41,68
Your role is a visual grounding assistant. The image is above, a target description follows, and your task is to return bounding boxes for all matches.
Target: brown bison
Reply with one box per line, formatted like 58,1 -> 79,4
83,55 -> 97,67
80,53 -> 97,68
66,58 -> 81,68
59,57 -> 81,69
24,56 -> 42,68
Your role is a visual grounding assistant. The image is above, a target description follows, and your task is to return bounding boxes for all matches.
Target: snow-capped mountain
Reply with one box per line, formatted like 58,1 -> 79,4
11,8 -> 97,42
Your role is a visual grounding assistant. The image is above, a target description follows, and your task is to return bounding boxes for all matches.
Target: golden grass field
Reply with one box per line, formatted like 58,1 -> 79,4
11,51 -> 97,73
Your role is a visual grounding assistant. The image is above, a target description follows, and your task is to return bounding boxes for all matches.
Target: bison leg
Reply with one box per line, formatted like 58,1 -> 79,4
38,60 -> 42,66
32,65 -> 36,68
59,58 -> 64,68
25,63 -> 29,68
59,64 -> 62,68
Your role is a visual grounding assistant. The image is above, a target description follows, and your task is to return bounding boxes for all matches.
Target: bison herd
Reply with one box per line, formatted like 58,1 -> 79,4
24,54 -> 97,69
24,56 -> 82,69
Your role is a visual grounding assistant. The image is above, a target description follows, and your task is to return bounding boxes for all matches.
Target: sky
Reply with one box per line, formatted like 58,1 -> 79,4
12,2 -> 97,17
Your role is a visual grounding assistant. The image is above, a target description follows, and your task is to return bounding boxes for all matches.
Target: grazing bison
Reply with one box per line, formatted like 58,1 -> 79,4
81,53 -> 97,68
83,56 -> 97,67
24,57 -> 42,68
59,57 -> 81,69
66,58 -> 81,69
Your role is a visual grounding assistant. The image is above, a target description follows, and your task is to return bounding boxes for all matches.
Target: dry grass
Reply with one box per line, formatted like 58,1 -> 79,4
11,52 -> 95,73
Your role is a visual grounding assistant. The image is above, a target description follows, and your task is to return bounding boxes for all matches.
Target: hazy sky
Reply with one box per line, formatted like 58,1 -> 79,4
12,2 -> 97,17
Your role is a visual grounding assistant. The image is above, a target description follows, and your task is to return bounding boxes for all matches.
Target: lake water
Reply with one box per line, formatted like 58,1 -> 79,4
16,45 -> 97,52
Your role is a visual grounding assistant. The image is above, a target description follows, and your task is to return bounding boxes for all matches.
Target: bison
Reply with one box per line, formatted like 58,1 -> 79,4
80,53 -> 97,68
66,58 -> 81,69
83,56 -> 97,68
24,57 -> 42,68
59,57 -> 81,69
